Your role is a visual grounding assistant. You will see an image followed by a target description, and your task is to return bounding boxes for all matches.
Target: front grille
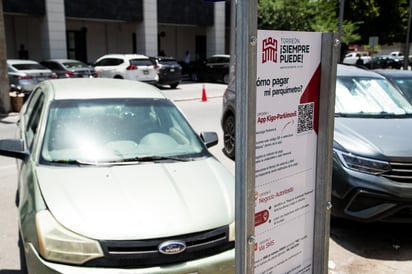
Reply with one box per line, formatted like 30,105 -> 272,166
382,161 -> 412,183
84,226 -> 234,268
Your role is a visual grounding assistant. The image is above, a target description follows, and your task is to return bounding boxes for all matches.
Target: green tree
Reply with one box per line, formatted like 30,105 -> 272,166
258,0 -> 361,45
344,0 -> 409,45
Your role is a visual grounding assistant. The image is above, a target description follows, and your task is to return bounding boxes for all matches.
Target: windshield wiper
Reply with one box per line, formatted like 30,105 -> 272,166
119,155 -> 192,163
48,159 -> 95,165
127,155 -> 192,162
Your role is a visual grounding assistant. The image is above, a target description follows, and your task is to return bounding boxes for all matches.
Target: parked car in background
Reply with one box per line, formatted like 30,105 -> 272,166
363,55 -> 402,69
375,69 -> 412,104
0,78 -> 235,273
220,76 -> 236,159
222,64 -> 412,223
189,54 -> 230,84
93,54 -> 158,84
7,59 -> 57,95
149,56 -> 182,89
342,51 -> 371,65
40,59 -> 98,78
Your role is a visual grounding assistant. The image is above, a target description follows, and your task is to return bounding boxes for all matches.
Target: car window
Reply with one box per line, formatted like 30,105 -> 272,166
25,92 -> 45,149
41,99 -> 206,164
335,76 -> 412,115
216,57 -> 229,63
158,59 -> 179,66
63,61 -> 89,69
41,62 -> 61,70
95,58 -> 123,66
130,59 -> 153,66
207,57 -> 218,64
12,63 -> 48,70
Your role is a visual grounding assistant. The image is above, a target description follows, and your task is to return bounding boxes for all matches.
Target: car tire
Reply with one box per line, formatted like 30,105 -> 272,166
114,75 -> 123,79
170,83 -> 179,89
223,114 -> 235,159
223,73 -> 229,84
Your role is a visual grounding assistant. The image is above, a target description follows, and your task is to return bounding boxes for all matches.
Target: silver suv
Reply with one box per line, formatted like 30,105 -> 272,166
94,54 -> 158,84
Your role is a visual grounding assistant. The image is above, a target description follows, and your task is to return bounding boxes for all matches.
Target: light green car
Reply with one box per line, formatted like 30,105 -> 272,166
0,78 -> 235,273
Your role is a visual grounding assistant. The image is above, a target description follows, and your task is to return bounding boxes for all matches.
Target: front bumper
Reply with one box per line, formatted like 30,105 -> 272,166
331,155 -> 412,222
25,243 -> 235,274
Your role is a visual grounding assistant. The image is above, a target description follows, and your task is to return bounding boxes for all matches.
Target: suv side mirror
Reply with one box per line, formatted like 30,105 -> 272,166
200,131 -> 218,148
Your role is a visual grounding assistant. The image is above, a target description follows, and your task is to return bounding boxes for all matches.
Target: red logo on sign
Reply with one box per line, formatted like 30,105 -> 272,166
262,37 -> 277,64
255,209 -> 270,226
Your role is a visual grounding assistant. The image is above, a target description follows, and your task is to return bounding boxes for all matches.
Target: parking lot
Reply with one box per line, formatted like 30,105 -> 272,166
1,82 -> 412,273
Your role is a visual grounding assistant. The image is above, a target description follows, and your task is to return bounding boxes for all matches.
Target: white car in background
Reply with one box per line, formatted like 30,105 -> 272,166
342,51 -> 371,65
93,54 -> 158,84
7,59 -> 57,95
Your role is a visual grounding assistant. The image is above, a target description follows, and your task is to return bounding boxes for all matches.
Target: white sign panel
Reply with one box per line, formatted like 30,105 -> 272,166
254,30 -> 322,274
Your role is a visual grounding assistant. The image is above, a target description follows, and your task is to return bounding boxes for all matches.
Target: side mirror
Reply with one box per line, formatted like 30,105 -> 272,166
0,139 -> 29,160
200,131 -> 218,148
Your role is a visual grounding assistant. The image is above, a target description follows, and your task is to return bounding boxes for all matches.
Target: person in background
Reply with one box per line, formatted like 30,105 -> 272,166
183,50 -> 191,75
356,54 -> 364,67
18,44 -> 29,59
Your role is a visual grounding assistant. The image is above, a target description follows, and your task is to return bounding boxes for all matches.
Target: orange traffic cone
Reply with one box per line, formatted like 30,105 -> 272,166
201,84 -> 208,102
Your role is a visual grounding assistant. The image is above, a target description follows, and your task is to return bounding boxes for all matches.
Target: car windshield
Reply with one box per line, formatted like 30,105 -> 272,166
335,76 -> 412,116
41,98 -> 207,165
391,77 -> 412,103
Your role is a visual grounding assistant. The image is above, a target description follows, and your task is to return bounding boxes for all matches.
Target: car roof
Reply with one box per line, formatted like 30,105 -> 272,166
96,54 -> 149,60
337,64 -> 385,78
7,59 -> 41,65
39,78 -> 167,100
374,69 -> 412,78
211,54 -> 230,58
150,56 -> 176,61
42,59 -> 86,63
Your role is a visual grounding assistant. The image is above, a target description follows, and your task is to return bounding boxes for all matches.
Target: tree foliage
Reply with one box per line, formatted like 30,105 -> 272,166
258,0 -> 411,46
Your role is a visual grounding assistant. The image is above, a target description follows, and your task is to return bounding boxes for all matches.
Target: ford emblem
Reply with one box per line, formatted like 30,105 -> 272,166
158,240 -> 187,255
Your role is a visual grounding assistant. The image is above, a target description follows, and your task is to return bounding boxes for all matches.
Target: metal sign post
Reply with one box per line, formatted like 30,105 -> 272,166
235,0 -> 257,273
235,1 -> 337,274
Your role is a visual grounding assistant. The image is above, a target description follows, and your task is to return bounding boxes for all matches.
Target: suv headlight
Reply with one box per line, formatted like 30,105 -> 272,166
36,210 -> 103,265
335,150 -> 391,175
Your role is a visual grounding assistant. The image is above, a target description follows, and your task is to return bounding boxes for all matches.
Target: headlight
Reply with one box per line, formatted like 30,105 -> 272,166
335,150 -> 391,175
35,210 -> 103,265
228,222 -> 235,242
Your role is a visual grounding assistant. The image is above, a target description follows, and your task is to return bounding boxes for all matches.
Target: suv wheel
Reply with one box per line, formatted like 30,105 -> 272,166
170,83 -> 179,89
223,114 -> 235,159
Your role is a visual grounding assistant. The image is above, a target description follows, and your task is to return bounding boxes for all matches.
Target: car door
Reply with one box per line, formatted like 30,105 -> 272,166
94,58 -> 123,78
17,87 -> 46,209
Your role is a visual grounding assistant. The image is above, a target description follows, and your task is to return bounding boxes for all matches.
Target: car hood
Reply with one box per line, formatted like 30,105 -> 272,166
37,157 -> 234,240
334,117 -> 412,161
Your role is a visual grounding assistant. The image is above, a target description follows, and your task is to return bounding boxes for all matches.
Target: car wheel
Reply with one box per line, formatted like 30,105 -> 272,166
223,114 -> 235,159
223,73 -> 229,84
18,232 -> 28,273
191,72 -> 199,82
170,83 -> 179,89
114,75 -> 123,79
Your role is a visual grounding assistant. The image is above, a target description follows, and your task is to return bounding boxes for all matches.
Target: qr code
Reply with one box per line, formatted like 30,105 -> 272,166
297,102 -> 314,134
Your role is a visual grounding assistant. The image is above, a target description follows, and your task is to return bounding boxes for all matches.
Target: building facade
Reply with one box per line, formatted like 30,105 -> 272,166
3,0 -> 230,64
